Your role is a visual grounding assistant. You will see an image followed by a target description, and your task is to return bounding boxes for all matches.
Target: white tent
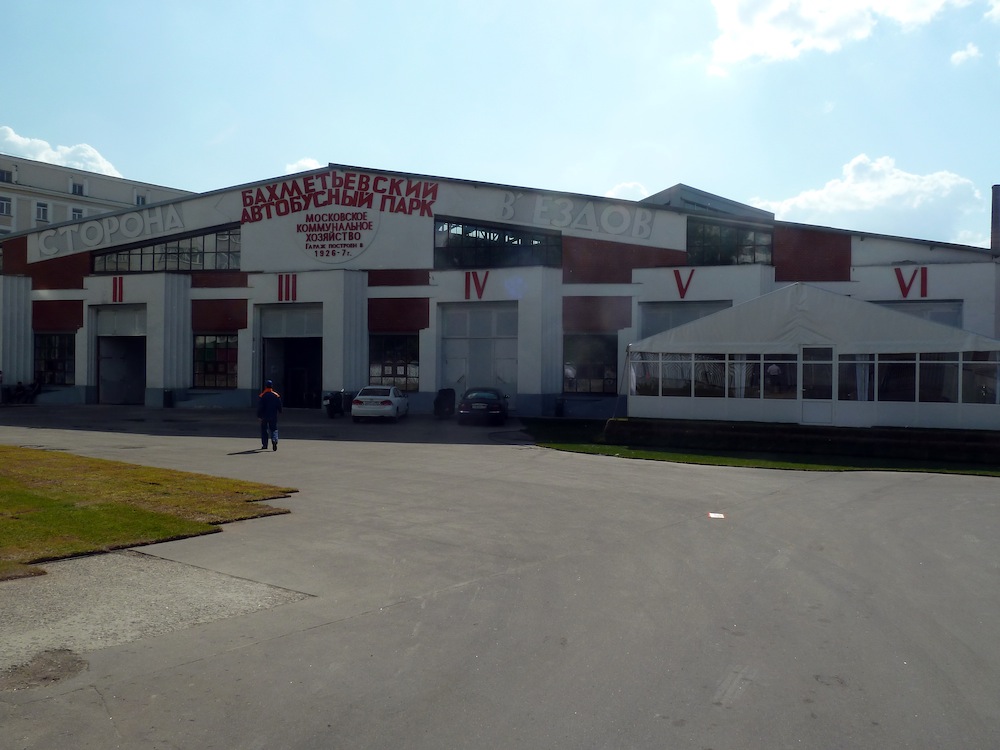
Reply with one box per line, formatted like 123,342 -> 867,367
626,283 -> 1000,430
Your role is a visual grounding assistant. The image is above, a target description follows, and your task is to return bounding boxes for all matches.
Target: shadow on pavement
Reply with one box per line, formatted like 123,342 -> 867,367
0,404 -> 536,447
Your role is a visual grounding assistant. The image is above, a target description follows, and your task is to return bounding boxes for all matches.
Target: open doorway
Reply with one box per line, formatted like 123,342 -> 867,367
262,337 -> 322,408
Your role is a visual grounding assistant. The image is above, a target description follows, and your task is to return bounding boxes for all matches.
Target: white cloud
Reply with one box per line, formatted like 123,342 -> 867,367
0,125 -> 122,176
605,181 -> 650,201
951,42 -> 981,64
987,0 -> 1000,21
751,154 -> 985,243
710,0 -> 973,69
284,157 -> 322,174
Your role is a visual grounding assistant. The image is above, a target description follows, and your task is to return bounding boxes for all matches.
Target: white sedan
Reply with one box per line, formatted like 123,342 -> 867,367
351,386 -> 409,422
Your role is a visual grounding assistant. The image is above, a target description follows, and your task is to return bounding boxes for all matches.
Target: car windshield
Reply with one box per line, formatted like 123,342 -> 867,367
360,388 -> 391,397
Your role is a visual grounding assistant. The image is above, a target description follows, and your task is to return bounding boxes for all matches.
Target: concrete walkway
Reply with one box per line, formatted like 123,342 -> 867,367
1,405 -> 999,749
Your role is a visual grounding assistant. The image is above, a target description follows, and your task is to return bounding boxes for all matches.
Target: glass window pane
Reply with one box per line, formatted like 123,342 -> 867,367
764,355 -> 796,398
838,358 -> 874,401
919,362 -> 959,403
803,363 -> 832,399
962,361 -> 999,403
728,355 -> 761,398
878,361 -> 915,402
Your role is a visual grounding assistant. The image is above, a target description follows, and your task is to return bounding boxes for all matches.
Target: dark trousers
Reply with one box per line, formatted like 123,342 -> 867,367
260,419 -> 278,446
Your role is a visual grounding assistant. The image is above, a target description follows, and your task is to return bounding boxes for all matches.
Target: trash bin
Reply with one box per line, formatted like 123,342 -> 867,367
323,390 -> 345,418
163,389 -> 174,408
434,388 -> 455,418
554,397 -> 565,417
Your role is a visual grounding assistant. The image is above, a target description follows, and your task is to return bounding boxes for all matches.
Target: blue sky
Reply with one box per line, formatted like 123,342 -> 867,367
3,0 -> 997,246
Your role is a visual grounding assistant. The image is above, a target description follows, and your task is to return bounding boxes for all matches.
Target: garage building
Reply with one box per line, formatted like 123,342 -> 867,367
1,163 -> 998,426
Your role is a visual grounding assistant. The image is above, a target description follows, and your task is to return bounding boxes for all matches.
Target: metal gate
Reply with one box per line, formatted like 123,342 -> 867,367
440,302 -> 518,406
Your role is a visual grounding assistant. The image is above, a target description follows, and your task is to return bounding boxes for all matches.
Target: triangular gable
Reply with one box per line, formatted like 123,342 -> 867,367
628,283 -> 1000,354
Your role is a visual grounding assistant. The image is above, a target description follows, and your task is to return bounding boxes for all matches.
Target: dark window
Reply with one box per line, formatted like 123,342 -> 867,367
694,354 -> 726,397
34,333 -> 75,386
838,354 -> 874,401
563,334 -> 617,394
368,334 -> 419,391
0,196 -> 10,216
728,354 -> 762,399
687,218 -> 772,266
71,183 -> 84,196
961,351 -> 999,404
193,334 -> 238,388
0,170 -> 12,183
877,353 -> 916,402
434,218 -> 561,269
802,347 -> 833,400
764,354 -> 797,398
92,227 -> 241,273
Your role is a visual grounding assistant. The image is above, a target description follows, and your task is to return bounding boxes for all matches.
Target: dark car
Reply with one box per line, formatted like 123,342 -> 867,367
457,387 -> 509,425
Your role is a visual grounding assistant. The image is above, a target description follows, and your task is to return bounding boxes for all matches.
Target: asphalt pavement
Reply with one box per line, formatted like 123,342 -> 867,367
1,404 -> 999,749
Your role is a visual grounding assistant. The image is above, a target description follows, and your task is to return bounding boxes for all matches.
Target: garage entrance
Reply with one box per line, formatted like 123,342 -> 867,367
95,305 -> 147,405
262,337 -> 323,408
97,337 -> 146,404
260,304 -> 323,409
440,302 -> 518,407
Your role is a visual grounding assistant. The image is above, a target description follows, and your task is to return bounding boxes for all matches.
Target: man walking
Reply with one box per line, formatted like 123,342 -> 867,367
257,379 -> 282,451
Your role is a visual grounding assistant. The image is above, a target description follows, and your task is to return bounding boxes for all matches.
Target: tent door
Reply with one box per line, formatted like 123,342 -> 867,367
801,346 -> 833,424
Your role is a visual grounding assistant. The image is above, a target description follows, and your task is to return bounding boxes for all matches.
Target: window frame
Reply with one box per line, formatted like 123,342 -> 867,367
562,333 -> 618,394
192,334 -> 239,389
687,217 -> 773,266
33,333 -> 76,386
92,226 -> 241,274
434,217 -> 562,270
368,333 -> 419,392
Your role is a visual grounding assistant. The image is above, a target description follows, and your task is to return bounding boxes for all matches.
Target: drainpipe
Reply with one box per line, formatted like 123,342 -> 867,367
993,184 -> 1000,254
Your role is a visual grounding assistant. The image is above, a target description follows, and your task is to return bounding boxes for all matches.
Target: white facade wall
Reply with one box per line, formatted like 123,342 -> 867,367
851,262 -> 999,337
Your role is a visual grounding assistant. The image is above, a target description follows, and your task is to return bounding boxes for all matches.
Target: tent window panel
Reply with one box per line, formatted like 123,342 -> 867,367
919,362 -> 959,402
838,355 -> 874,401
694,355 -> 725,398
661,354 -> 691,396
728,355 -> 761,398
918,353 -> 959,403
877,354 -> 916,402
961,353 -> 999,404
631,352 -> 663,396
764,354 -> 797,399
563,335 -> 617,394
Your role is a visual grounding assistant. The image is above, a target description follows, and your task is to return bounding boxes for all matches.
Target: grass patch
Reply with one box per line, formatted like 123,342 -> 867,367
0,446 -> 295,580
521,418 -> 1000,477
